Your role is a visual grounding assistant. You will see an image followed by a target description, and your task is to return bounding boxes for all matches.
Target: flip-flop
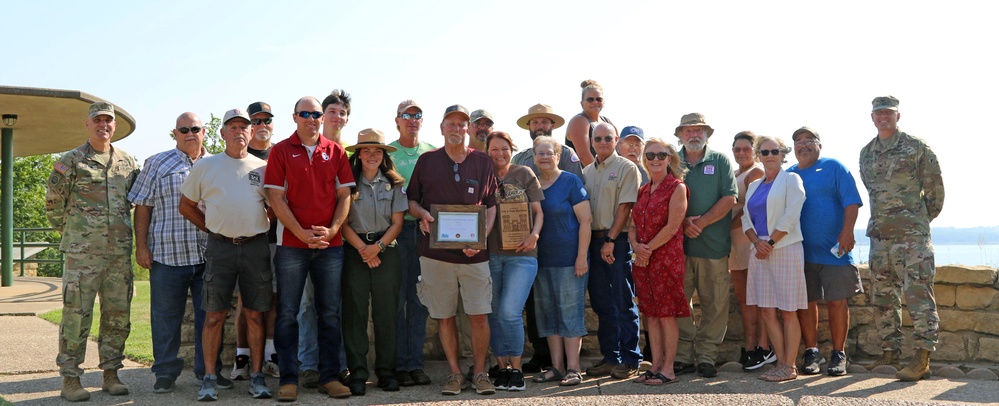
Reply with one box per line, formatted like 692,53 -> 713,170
644,372 -> 676,386
635,370 -> 654,383
559,370 -> 582,386
533,368 -> 564,383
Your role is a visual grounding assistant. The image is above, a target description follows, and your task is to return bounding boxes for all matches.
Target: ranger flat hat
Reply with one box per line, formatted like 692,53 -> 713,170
516,103 -> 565,130
345,128 -> 397,153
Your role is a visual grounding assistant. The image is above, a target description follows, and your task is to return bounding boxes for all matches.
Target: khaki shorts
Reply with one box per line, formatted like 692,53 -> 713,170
417,257 -> 492,319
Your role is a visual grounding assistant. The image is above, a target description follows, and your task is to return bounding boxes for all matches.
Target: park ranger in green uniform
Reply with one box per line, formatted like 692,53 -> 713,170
45,101 -> 140,402
860,95 -> 945,381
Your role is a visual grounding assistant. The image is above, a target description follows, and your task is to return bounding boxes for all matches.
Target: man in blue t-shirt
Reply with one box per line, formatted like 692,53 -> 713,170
787,126 -> 863,377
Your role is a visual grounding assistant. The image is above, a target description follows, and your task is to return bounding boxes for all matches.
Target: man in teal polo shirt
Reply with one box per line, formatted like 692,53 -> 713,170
672,113 -> 738,378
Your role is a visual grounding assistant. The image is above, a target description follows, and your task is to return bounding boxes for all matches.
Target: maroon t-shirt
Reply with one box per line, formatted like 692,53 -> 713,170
407,147 -> 498,263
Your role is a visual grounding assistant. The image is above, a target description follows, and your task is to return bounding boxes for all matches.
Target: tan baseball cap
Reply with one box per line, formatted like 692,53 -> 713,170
397,99 -> 422,114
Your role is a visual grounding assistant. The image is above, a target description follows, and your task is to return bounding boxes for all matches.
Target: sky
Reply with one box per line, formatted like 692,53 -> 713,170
3,0 -> 996,228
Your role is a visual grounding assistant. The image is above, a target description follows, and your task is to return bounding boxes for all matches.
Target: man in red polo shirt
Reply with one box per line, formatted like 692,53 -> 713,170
264,96 -> 355,401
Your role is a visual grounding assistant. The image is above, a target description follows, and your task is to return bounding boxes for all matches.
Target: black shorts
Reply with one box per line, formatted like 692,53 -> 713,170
203,235 -> 272,312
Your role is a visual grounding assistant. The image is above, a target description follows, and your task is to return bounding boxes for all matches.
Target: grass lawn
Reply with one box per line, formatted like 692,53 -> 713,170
0,395 -> 11,406
39,281 -> 153,366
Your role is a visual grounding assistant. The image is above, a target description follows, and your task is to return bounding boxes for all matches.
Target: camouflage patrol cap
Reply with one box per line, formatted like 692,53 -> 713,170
470,109 -> 494,124
872,96 -> 899,112
442,104 -> 470,122
88,102 -> 115,119
792,126 -> 820,141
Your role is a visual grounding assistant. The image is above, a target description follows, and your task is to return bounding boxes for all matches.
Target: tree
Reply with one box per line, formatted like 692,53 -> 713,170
168,113 -> 224,154
12,154 -> 62,276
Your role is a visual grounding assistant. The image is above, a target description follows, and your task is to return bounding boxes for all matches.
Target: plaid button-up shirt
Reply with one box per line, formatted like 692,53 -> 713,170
127,148 -> 209,266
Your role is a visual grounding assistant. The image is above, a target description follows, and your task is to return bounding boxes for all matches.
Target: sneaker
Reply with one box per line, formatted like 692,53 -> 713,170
230,355 -> 250,381
198,374 -> 218,402
744,347 -> 774,371
610,363 -> 639,379
263,354 -> 280,378
827,350 -> 848,376
300,369 -> 320,388
153,377 -> 175,393
248,372 -> 271,399
196,373 -> 233,390
506,369 -> 525,391
739,347 -> 750,368
471,372 -> 496,395
585,360 -> 615,377
759,346 -> 778,366
697,362 -> 718,378
802,348 -> 826,375
441,373 -> 467,395
493,368 -> 511,390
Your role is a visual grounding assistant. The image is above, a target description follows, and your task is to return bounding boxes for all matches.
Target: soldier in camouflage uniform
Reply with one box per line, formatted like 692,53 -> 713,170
45,101 -> 140,401
859,95 -> 945,382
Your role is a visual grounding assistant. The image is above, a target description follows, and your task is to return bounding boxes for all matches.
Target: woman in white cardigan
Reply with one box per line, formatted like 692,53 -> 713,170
741,135 -> 806,382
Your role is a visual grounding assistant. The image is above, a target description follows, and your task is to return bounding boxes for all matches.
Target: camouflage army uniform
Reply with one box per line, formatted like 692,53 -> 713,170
859,129 -> 945,352
45,141 -> 140,377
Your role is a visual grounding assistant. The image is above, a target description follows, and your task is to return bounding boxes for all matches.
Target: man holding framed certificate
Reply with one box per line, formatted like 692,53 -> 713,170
406,104 -> 499,396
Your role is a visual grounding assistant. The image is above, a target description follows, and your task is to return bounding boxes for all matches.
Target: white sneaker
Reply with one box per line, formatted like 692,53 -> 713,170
263,360 -> 280,378
230,355 -> 250,381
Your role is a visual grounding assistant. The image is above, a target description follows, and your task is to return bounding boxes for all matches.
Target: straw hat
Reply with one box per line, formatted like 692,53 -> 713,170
673,112 -> 715,137
517,103 -> 565,130
345,128 -> 397,152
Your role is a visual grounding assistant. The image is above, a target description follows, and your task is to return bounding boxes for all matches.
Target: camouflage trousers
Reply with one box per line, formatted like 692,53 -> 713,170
869,235 -> 939,352
57,253 -> 134,377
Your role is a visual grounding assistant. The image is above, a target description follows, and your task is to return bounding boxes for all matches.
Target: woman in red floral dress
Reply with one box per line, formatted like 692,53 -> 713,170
628,139 -> 689,385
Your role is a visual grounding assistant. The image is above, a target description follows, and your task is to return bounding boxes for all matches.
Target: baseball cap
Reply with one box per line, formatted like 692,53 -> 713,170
88,102 -> 115,119
222,108 -> 251,125
247,102 -> 273,117
442,104 -> 470,122
397,99 -> 422,115
792,126 -> 820,141
470,109 -> 493,124
620,126 -> 644,141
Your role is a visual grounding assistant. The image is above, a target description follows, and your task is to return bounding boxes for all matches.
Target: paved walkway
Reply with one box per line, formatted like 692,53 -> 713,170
1,277 -> 996,405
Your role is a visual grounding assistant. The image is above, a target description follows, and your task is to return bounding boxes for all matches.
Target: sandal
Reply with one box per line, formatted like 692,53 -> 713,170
533,368 -> 564,383
644,372 -> 675,385
635,370 -> 654,384
758,364 -> 780,381
559,370 -> 582,386
763,364 -> 797,382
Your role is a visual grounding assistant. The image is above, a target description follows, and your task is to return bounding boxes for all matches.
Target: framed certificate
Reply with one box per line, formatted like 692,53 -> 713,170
430,204 -> 487,250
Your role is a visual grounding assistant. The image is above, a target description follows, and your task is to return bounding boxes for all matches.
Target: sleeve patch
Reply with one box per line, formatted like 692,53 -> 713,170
54,162 -> 69,175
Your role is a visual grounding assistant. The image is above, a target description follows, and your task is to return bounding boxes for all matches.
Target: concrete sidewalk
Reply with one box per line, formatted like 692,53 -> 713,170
1,278 -> 997,405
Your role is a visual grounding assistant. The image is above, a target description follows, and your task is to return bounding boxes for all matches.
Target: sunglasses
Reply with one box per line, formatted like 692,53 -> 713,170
452,163 -> 461,182
400,112 -> 423,120
296,111 -> 323,119
250,118 -> 272,125
176,126 -> 201,134
592,135 -> 614,143
586,97 -> 603,103
645,152 -> 669,161
759,149 -> 782,156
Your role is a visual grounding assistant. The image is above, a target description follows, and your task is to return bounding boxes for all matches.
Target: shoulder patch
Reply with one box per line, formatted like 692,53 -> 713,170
54,162 -> 69,175
570,153 -> 580,163
49,173 -> 61,185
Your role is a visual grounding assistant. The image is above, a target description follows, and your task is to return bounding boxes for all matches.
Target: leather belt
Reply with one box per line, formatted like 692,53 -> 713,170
211,232 -> 266,246
360,231 -> 386,243
591,230 -> 610,239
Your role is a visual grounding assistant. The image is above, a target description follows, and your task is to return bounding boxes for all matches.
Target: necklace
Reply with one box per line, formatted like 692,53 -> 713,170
399,144 -> 418,157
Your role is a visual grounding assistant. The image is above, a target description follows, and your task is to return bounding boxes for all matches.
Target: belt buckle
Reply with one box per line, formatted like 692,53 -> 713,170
364,232 -> 376,241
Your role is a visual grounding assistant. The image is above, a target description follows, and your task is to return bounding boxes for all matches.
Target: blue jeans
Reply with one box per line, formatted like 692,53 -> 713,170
149,261 -> 220,379
297,275 -> 346,372
487,254 -> 537,357
274,246 -> 344,385
588,235 -> 642,366
534,265 -> 589,338
395,220 -> 429,371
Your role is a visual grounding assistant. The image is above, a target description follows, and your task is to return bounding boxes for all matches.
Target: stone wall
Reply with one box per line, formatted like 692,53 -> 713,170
181,265 -> 999,369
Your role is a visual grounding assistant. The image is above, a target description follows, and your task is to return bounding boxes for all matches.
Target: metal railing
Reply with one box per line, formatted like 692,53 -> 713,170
13,227 -> 63,276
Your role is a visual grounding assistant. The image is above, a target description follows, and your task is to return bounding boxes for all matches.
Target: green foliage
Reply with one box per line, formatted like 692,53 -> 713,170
39,281 -> 154,365
12,155 -> 63,276
168,113 -> 224,155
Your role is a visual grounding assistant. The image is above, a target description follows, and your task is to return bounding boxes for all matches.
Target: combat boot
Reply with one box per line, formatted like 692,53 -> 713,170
896,349 -> 931,381
102,369 -> 129,395
61,376 -> 90,402
866,349 -> 901,370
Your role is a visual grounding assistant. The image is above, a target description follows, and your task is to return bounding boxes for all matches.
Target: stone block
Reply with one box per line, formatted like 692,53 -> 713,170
584,308 -> 599,332
934,366 -> 964,379
179,345 -> 196,368
850,307 -> 874,327
955,285 -> 999,310
966,368 -> 999,381
856,327 -> 883,356
935,284 -> 956,307
934,332 -> 967,362
977,336 -> 999,362
581,335 -> 600,356
939,309 -> 975,332
935,266 -> 997,285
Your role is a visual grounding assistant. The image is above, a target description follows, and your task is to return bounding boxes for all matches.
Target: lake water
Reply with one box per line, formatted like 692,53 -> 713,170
853,244 -> 999,268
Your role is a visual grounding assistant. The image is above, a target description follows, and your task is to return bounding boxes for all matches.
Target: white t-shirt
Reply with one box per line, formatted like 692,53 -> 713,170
181,153 -> 270,238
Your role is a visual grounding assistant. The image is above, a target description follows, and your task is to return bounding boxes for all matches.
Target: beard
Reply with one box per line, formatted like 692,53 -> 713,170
683,139 -> 705,152
475,129 -> 489,141
254,130 -> 272,142
531,128 -> 553,139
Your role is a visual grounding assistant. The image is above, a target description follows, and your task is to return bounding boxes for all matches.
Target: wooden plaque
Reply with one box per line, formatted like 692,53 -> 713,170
429,204 -> 487,250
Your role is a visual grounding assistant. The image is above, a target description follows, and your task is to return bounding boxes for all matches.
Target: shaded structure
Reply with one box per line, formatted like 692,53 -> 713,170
0,85 -> 136,286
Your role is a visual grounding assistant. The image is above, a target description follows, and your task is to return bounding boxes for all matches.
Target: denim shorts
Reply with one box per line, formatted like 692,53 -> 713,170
533,265 -> 588,338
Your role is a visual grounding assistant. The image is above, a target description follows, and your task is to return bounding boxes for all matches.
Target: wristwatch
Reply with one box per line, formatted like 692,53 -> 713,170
767,239 -> 775,246
603,236 -> 614,244
376,241 -> 386,252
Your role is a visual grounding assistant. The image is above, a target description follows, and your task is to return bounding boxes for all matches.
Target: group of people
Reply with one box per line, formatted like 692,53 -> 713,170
46,77 -> 945,402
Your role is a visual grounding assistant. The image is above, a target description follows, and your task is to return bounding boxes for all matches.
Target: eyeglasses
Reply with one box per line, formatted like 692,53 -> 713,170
250,118 -> 272,125
400,112 -> 423,120
176,126 -> 202,134
296,111 -> 323,119
585,97 -> 603,103
759,149 -> 782,156
452,163 -> 461,182
645,152 -> 669,161
592,135 -> 614,143
732,147 -> 752,153
793,139 -> 817,146
535,152 -> 555,158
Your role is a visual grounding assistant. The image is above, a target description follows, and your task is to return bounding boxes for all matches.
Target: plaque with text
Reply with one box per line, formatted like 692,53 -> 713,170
497,202 -> 531,250
429,204 -> 487,250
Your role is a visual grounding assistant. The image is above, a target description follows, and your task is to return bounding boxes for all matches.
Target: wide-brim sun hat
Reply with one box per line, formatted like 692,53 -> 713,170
345,128 -> 397,152
517,103 -> 565,130
674,112 -> 714,137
